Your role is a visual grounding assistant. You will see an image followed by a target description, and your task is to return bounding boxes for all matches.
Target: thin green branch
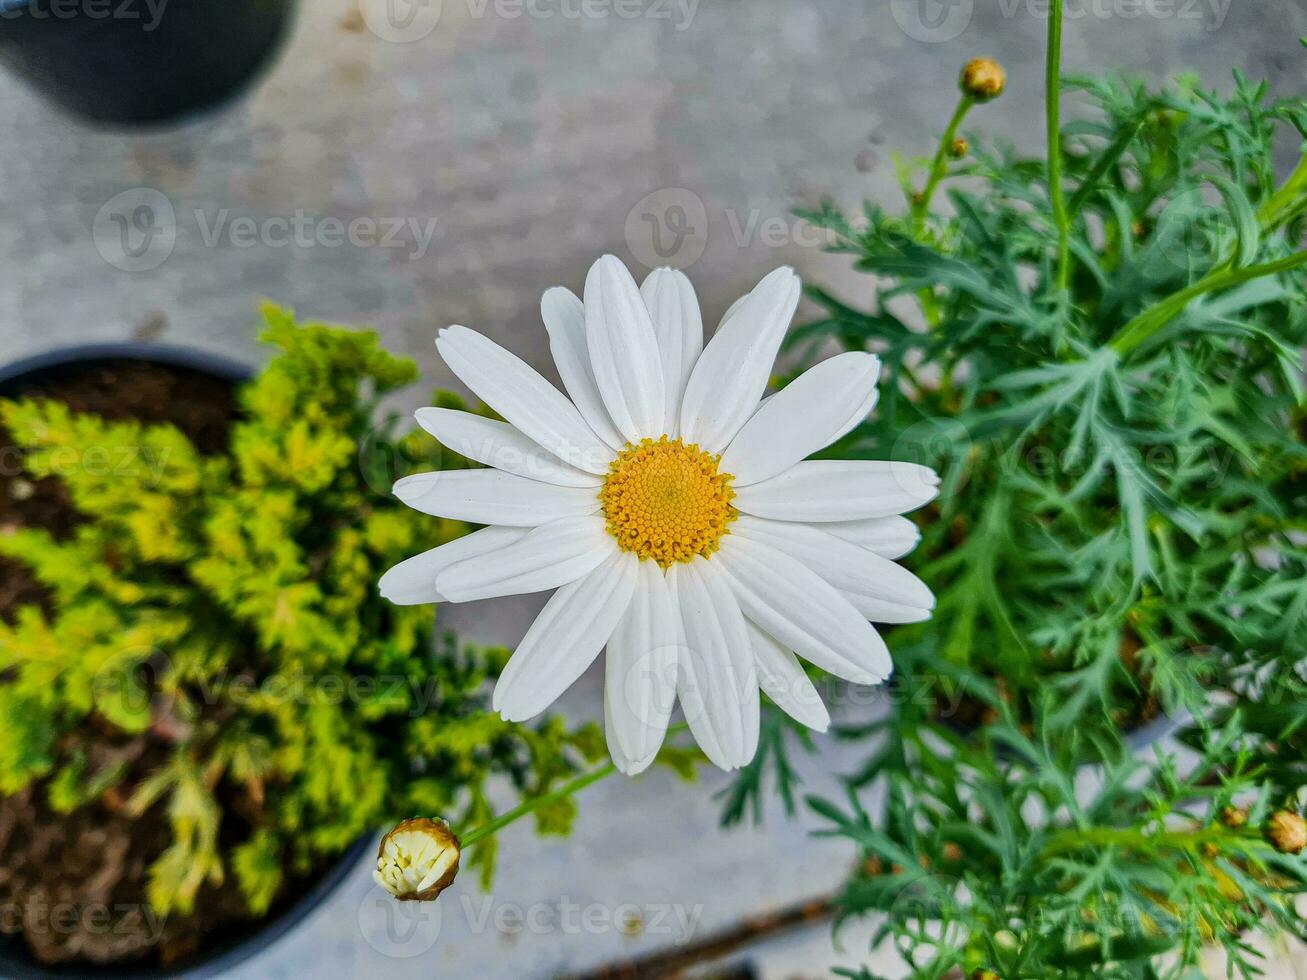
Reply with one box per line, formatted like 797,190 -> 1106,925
1107,249 -> 1307,356
1257,152 -> 1307,232
1041,824 -> 1267,859
1046,0 -> 1072,293
461,722 -> 692,848
913,94 -> 975,231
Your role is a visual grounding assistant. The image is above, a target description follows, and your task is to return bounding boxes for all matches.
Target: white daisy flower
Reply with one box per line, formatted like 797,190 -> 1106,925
381,256 -> 938,774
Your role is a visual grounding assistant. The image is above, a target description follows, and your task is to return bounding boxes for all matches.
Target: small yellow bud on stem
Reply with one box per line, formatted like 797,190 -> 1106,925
1219,806 -> 1248,829
960,58 -> 1006,102
950,137 -> 970,158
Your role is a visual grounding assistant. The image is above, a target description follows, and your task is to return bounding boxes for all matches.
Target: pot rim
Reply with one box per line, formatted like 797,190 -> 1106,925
0,342 -> 373,978
0,342 -> 252,391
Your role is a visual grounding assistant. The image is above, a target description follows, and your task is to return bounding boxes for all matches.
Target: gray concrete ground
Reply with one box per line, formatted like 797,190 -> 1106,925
2,0 -> 1305,976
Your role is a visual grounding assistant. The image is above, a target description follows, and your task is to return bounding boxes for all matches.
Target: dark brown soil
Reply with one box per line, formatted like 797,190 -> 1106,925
0,360 -> 236,624
0,360 -> 279,970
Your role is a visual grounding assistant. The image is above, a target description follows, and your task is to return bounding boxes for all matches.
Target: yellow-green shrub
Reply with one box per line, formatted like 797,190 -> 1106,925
0,305 -> 602,918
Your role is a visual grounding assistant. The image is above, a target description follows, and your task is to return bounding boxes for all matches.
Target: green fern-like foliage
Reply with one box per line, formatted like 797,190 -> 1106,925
0,305 -> 603,921
725,71 -> 1307,978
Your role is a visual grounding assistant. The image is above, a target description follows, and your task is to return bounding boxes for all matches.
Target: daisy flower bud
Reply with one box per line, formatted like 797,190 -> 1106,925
374,817 -> 462,901
950,137 -> 970,158
1267,810 -> 1307,855
960,58 -> 1006,102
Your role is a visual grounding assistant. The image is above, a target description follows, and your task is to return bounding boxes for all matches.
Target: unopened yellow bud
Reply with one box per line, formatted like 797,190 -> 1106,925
961,58 -> 1006,102
1267,811 -> 1307,855
1219,806 -> 1248,829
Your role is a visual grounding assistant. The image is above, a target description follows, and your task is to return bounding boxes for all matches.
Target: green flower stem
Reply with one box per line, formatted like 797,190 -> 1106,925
1046,0 -> 1072,294
1107,249 -> 1307,357
1041,824 -> 1265,859
912,94 -> 975,231
460,722 -> 691,848
1257,152 -> 1307,232
912,95 -> 975,328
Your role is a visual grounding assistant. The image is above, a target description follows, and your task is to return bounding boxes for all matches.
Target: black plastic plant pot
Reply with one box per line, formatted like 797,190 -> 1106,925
0,343 -> 371,978
0,342 -> 251,393
0,0 -> 296,125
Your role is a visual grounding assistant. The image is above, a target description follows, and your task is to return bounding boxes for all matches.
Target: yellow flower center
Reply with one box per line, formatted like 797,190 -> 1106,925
599,437 -> 736,566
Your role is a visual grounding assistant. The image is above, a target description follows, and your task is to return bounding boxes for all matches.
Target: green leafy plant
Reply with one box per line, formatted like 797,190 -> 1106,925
726,7 -> 1307,977
0,307 -> 602,950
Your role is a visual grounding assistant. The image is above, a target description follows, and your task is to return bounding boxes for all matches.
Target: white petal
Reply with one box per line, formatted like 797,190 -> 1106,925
415,408 -> 602,488
717,293 -> 749,332
435,515 -> 615,602
679,267 -> 801,453
721,353 -> 881,486
830,382 -> 879,444
716,535 -> 893,684
604,683 -> 639,776
732,515 -> 935,616
584,255 -> 666,443
493,551 -> 638,722
670,559 -> 759,771
734,460 -> 940,522
378,526 -> 527,605
393,470 -> 599,526
436,325 -> 613,474
541,287 -> 626,450
839,591 -> 934,625
746,621 -> 830,732
640,268 -> 703,436
819,516 -> 922,559
605,561 -> 680,775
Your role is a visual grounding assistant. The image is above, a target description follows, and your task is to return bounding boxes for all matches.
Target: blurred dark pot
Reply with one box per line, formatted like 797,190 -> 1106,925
0,342 -> 371,978
0,0 -> 296,125
0,830 -> 369,979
